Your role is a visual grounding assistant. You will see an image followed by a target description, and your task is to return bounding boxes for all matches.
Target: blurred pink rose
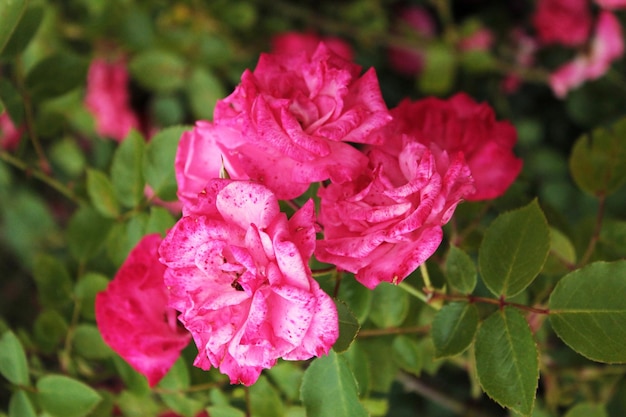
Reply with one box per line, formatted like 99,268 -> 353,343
316,139 -> 474,289
458,28 -> 494,52
159,179 -> 338,385
550,11 -> 624,97
532,0 -> 592,47
271,31 -> 354,61
95,234 -> 191,387
595,0 -> 626,9
502,29 -> 538,94
212,43 -> 392,200
388,6 -> 436,75
380,94 -> 522,201
0,111 -> 22,151
85,57 -> 140,142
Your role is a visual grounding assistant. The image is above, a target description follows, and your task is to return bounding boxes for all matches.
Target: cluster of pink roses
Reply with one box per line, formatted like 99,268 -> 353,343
96,33 -> 521,388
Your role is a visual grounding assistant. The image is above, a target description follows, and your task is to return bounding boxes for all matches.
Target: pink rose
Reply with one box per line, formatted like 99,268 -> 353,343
95,234 -> 191,387
501,29 -> 538,94
376,94 -> 522,201
159,179 -> 338,385
316,139 -> 474,289
550,11 -> 625,97
271,31 -> 354,61
458,28 -> 494,52
0,111 -> 22,151
388,6 -> 436,75
532,0 -> 592,47
212,43 -> 392,199
85,57 -> 140,142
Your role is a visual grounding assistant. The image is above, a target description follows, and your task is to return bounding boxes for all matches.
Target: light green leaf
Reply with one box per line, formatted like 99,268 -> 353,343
249,375 -> 285,417
72,325 -> 112,360
8,390 -> 36,417
479,200 -> 550,298
549,260 -> 626,363
159,358 -> 202,417
0,331 -> 29,386
111,131 -> 146,208
418,42 -> 457,95
143,126 -> 189,201
145,206 -> 176,236
37,375 -> 102,417
33,255 -> 73,310
333,299 -> 360,353
186,66 -> 226,120
300,350 -> 368,417
33,310 -> 68,353
0,0 -> 27,54
445,245 -> 477,294
475,307 -> 538,417
569,118 -> 626,196
342,341 -> 370,397
392,335 -> 422,376
1,4 -> 43,57
74,273 -> 109,321
432,302 -> 479,358
130,50 -> 187,93
369,282 -> 409,328
67,206 -> 114,261
50,138 -> 87,178
267,361 -> 304,402
206,405 -> 246,417
564,403 -> 607,417
87,169 -> 121,218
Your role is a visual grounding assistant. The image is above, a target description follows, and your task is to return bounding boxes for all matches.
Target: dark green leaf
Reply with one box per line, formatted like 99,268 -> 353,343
432,302 -> 479,358
479,200 -> 550,298
111,131 -> 146,208
337,276 -> 372,323
50,138 -> 87,178
72,325 -> 112,360
67,206 -> 114,261
0,0 -> 27,53
113,356 -> 150,396
205,406 -> 246,417
368,282 -> 409,328
143,126 -> 188,201
1,4 -> 43,57
475,307 -> 538,417
392,335 -> 422,376
26,53 -> 88,100
33,255 -> 73,310
267,361 -> 304,402
74,273 -> 109,321
159,358 -> 202,417
333,299 -> 360,353
569,118 -> 626,196
129,50 -> 186,93
357,336 -> 399,393
445,246 -> 477,294
342,341 -> 370,397
87,169 -> 120,218
37,375 -> 102,417
33,310 -> 68,353
249,375 -> 285,417
0,78 -> 24,125
564,403 -> 607,417
8,390 -> 36,417
0,331 -> 29,386
300,350 -> 368,417
549,260 -> 626,363
186,67 -> 226,120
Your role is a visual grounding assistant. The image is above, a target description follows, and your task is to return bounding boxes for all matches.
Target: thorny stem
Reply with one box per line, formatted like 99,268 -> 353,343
419,264 -> 433,291
244,385 -> 251,417
425,288 -> 551,315
579,194 -> 606,267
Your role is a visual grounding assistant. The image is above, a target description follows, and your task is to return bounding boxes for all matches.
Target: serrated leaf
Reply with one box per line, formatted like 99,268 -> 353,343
111,131 -> 146,208
549,260 -> 626,363
26,53 -> 88,100
33,255 -> 73,310
569,118 -> 626,196
129,50 -> 186,93
479,200 -> 550,298
300,350 -> 368,417
445,246 -> 477,294
564,403 -> 607,417
333,299 -> 360,352
392,335 -> 422,376
369,282 -> 409,328
9,390 -> 36,417
475,307 -> 538,417
0,331 -> 29,386
0,0 -> 27,54
249,375 -> 285,417
143,126 -> 188,201
37,375 -> 102,417
87,169 -> 120,218
432,302 -> 479,358
67,206 -> 114,261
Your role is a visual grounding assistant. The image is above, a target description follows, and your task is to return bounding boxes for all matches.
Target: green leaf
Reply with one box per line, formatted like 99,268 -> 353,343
342,342 -> 370,397
474,307 -> 538,417
8,390 -> 36,417
0,78 -> 24,125
0,0 -> 27,54
143,126 -> 188,201
0,331 -> 29,386
569,118 -> 626,196
67,206 -> 114,261
26,53 -> 88,100
37,375 -> 102,417
267,361 -> 304,402
72,325 -> 112,360
87,169 -> 121,218
1,4 -> 43,57
479,200 -> 550,298
33,255 -> 73,310
333,299 -> 360,353
145,206 -> 176,235
159,358 -> 202,417
186,66 -> 226,120
113,356 -> 150,396
337,276 -> 372,323
50,138 -> 87,178
432,302 -> 479,358
249,375 -> 285,417
205,405 -> 246,417
418,42 -> 457,95
300,350 -> 368,417
74,273 -> 109,321
368,282 -> 409,328
445,245 -> 477,294
129,50 -> 187,93
564,403 -> 607,417
392,335 -> 422,376
111,131 -> 146,208
549,260 -> 626,363
33,310 -> 68,353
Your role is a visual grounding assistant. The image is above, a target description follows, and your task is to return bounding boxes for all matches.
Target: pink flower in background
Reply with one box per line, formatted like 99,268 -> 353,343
458,28 -> 494,52
0,112 -> 22,151
502,29 -> 538,94
316,138 -> 474,289
550,11 -> 625,97
380,94 -> 522,201
532,0 -> 592,47
85,57 -> 139,142
388,6 -> 437,75
212,43 -> 391,199
595,0 -> 626,9
271,31 -> 354,61
159,180 -> 338,385
95,234 -> 191,387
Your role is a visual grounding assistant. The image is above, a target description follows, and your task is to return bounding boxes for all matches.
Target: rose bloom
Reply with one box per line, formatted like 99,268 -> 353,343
532,0 -> 592,47
95,234 -> 191,387
271,31 -> 354,61
550,11 -> 625,98
159,179 -> 338,385
0,111 -> 22,151
316,138 -> 475,289
380,94 -> 522,201
388,6 -> 436,75
211,43 -> 392,200
85,57 -> 139,142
